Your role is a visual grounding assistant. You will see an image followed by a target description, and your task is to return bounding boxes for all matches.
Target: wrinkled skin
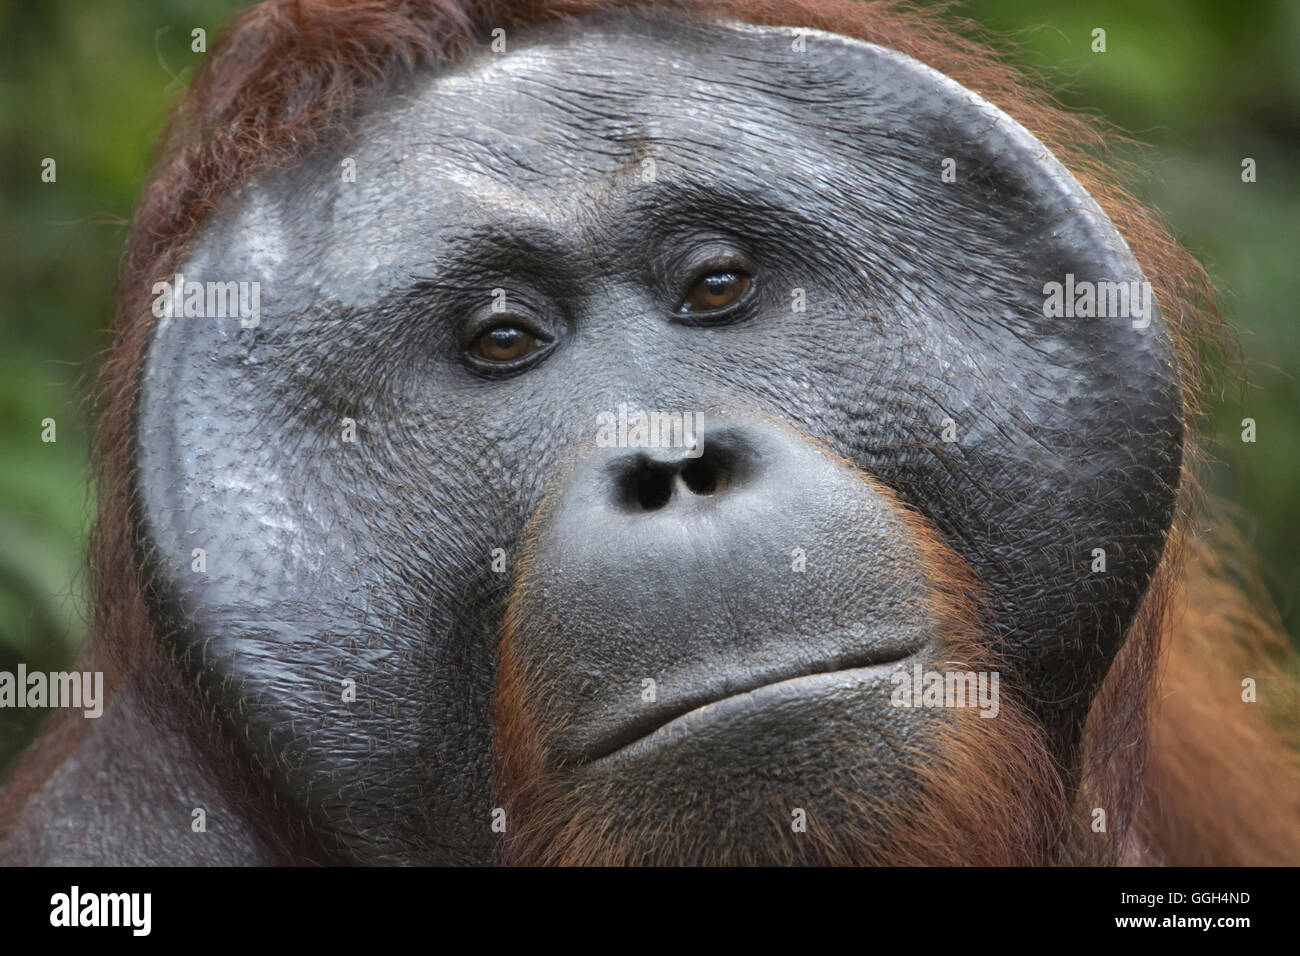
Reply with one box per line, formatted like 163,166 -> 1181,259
6,14 -> 1181,864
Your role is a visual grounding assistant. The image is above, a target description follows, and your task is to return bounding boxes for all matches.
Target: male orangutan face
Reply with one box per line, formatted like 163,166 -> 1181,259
123,13 -> 1178,863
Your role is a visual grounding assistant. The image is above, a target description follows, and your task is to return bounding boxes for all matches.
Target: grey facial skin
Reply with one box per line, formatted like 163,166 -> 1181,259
6,13 -> 1179,864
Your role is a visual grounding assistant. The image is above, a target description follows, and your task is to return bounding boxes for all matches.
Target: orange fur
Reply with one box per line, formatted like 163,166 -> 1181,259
1132,525 -> 1300,864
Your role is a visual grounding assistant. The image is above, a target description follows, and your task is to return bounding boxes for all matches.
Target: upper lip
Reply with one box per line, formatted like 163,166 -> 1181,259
579,644 -> 921,763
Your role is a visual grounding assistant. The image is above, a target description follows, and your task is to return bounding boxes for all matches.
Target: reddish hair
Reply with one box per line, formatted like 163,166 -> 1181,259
3,0 -> 1297,863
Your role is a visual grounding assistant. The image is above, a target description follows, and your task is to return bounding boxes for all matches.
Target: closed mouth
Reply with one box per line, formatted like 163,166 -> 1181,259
582,647 -> 921,764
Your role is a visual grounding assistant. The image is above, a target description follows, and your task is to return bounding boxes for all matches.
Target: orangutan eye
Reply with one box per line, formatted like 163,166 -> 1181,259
469,324 -> 541,363
680,270 -> 752,313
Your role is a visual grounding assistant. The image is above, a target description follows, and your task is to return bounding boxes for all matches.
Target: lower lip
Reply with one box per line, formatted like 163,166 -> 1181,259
591,658 -> 915,764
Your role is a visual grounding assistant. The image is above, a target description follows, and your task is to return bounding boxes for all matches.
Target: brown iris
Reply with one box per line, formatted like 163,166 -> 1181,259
470,325 -> 539,362
682,270 -> 751,312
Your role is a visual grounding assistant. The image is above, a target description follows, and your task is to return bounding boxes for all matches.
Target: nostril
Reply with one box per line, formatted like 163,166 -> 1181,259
610,438 -> 750,512
634,465 -> 675,511
680,458 -> 719,496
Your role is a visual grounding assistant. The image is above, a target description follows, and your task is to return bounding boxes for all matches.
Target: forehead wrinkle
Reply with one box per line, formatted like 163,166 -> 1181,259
177,22 -> 868,320
416,156 -> 556,223
300,23 -> 893,303
381,33 -> 830,211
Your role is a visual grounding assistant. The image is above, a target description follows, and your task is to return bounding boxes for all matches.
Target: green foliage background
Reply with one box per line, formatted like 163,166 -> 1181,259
0,0 -> 1296,767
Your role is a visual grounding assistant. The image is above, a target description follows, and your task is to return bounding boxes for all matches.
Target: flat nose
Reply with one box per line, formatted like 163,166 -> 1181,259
608,431 -> 754,512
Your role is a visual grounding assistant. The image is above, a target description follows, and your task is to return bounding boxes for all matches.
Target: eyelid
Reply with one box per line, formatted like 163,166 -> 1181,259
654,235 -> 752,288
461,307 -> 552,350
673,234 -> 754,284
681,249 -> 752,285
